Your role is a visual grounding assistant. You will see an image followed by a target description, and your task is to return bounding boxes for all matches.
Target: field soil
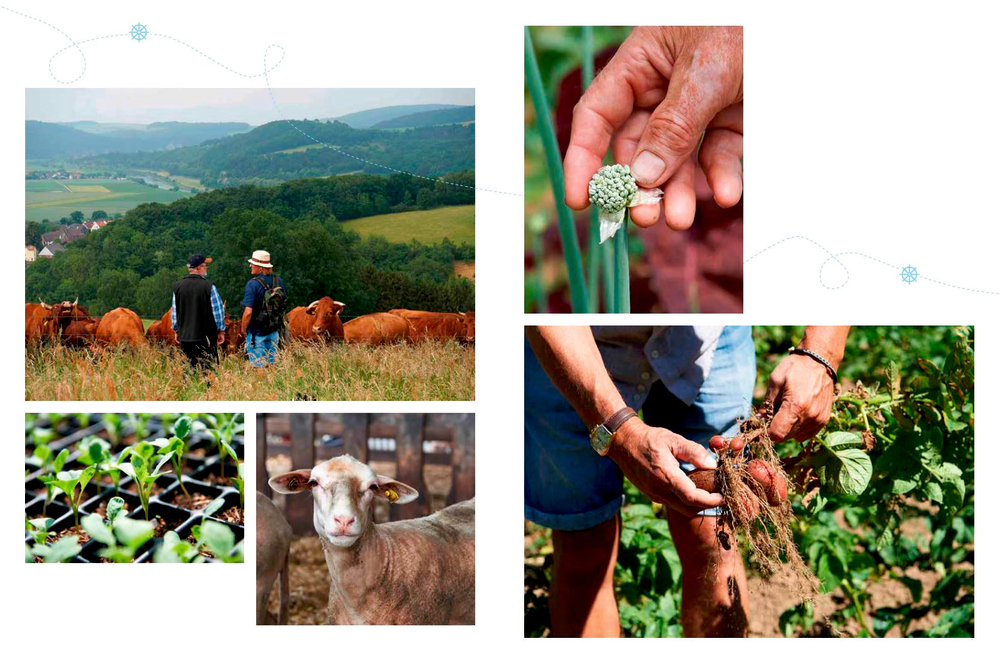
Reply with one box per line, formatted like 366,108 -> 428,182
26,341 -> 474,401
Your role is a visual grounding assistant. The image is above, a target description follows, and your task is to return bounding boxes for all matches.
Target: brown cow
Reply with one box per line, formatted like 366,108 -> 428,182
62,317 -> 100,347
25,299 -> 89,345
95,308 -> 146,346
223,311 -> 247,353
288,297 -> 345,342
146,309 -> 178,346
344,312 -> 412,345
388,309 -> 465,342
461,312 -> 475,343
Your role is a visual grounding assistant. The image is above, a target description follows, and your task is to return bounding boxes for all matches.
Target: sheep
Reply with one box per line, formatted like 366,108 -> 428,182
269,455 -> 475,625
256,491 -> 292,625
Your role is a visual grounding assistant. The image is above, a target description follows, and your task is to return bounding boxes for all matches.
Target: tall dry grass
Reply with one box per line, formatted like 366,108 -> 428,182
25,341 -> 475,401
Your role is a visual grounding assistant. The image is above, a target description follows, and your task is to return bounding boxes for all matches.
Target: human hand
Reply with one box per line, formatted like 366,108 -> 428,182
564,26 -> 743,230
217,331 -> 226,346
608,417 -> 722,516
764,355 -> 836,442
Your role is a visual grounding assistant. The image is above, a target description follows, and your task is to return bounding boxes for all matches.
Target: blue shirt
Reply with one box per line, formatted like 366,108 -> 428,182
241,274 -> 284,332
172,283 -> 226,332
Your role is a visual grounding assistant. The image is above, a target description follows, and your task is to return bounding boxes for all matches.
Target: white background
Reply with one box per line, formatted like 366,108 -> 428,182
3,0 -> 994,657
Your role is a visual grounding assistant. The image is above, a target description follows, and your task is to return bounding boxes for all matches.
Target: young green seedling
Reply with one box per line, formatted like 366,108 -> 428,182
26,517 -> 54,545
230,462 -> 245,510
154,415 -> 194,498
118,442 -> 172,520
204,413 -> 242,479
25,442 -> 52,472
87,514 -> 155,563
82,497 -> 130,560
127,412 -> 153,443
40,449 -> 71,516
77,436 -> 112,492
40,467 -> 96,528
102,413 -> 123,447
29,535 -> 82,563
155,497 -> 226,563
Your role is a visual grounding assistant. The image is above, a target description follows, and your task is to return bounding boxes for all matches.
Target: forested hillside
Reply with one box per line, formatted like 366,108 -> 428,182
25,172 -> 475,318
373,105 -> 475,129
26,120 -> 252,159
81,119 -> 475,186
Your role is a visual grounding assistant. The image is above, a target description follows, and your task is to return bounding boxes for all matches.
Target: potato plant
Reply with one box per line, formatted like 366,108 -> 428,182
524,326 -> 974,637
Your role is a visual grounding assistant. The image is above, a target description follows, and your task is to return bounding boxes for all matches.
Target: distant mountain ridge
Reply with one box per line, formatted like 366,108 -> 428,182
332,104 -> 462,128
373,105 -> 475,129
26,120 -> 253,159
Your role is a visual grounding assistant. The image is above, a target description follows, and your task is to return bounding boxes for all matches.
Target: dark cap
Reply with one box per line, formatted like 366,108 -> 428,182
188,254 -> 213,268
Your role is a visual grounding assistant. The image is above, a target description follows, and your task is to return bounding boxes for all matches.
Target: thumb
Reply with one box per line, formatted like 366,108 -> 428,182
671,437 -> 717,470
631,58 -> 739,188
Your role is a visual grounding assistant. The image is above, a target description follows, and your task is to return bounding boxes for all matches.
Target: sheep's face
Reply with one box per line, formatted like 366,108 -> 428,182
269,455 -> 419,548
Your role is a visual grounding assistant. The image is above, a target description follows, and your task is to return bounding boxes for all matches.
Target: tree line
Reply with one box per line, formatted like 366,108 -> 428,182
25,173 -> 475,318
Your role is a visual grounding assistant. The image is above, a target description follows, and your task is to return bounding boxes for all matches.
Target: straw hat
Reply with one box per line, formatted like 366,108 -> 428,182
248,250 -> 273,268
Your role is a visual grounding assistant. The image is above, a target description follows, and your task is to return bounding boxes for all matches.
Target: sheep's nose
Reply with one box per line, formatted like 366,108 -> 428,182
334,515 -> 355,528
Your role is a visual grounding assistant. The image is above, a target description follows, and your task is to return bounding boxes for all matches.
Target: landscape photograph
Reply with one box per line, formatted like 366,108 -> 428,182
24,88 -> 475,401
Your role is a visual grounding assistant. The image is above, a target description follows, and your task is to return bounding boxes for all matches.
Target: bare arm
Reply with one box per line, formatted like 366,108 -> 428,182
526,326 -> 721,515
241,307 -> 253,335
765,326 -> 851,442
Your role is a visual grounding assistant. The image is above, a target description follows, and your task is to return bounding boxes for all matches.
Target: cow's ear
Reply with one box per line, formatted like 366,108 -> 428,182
269,470 -> 314,494
333,301 -> 346,315
375,475 -> 419,504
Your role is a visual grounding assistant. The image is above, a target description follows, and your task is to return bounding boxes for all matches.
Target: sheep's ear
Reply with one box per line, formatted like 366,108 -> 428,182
375,475 -> 419,504
269,471 -> 313,494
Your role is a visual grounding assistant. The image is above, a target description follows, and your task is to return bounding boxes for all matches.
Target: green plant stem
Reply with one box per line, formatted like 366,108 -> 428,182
613,213 -> 630,312
525,26 -> 588,312
601,242 -> 615,312
840,579 -> 872,637
581,26 -> 601,312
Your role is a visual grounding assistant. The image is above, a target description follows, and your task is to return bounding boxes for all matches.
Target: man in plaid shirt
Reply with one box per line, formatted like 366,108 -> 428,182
171,253 -> 226,370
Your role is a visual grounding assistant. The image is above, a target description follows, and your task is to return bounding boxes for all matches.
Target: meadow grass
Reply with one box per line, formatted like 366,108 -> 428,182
341,205 -> 474,246
26,340 -> 475,401
25,178 -> 190,221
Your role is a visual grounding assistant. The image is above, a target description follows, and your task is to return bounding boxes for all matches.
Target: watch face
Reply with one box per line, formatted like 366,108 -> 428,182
591,425 -> 612,454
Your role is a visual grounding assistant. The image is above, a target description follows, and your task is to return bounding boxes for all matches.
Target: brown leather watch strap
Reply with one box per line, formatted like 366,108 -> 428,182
604,407 -> 637,434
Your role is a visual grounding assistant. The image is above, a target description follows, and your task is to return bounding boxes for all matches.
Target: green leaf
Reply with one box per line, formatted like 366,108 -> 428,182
81,514 -> 115,546
173,416 -> 193,440
925,481 -> 943,503
203,497 -> 226,517
199,521 -> 235,559
106,497 -> 125,524
42,536 -> 81,563
816,436 -> 873,496
113,517 -> 155,548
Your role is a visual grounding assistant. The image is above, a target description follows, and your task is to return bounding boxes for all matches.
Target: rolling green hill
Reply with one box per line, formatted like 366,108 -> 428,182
341,205 -> 475,246
26,120 -> 253,159
333,104 -> 461,128
373,106 -> 475,129
81,119 -> 475,186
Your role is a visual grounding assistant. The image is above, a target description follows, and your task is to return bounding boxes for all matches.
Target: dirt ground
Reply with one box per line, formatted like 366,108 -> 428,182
263,455 -> 454,624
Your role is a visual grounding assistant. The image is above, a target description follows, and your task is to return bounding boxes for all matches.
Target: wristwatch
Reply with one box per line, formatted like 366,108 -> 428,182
590,407 -> 638,456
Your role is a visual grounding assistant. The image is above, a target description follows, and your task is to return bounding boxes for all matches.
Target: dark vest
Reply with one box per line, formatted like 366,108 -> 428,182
172,274 -> 218,343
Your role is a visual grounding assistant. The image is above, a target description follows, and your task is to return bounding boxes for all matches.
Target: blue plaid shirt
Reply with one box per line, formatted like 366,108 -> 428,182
171,284 -> 226,332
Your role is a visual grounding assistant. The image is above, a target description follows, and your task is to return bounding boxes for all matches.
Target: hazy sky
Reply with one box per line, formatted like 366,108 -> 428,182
25,88 -> 475,124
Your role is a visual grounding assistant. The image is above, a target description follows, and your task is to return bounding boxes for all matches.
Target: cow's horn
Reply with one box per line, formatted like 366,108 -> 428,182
73,296 -> 78,306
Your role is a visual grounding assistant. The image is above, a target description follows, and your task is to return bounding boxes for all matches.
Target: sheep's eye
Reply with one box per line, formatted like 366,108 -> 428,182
307,479 -> 318,488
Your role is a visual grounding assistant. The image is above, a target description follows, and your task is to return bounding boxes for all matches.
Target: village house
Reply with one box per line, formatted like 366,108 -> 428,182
38,243 -> 65,259
25,245 -> 37,263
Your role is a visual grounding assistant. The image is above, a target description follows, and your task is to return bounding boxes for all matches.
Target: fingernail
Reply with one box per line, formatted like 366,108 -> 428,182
704,456 -> 718,469
631,151 -> 666,184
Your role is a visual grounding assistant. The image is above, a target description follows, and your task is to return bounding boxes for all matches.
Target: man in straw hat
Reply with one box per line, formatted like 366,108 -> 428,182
240,249 -> 287,367
171,253 -> 226,371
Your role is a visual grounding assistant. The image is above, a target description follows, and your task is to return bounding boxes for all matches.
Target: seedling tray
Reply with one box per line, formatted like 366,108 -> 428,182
25,414 -> 244,563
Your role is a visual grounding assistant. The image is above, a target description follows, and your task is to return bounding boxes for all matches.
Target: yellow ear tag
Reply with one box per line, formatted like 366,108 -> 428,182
384,488 -> 399,503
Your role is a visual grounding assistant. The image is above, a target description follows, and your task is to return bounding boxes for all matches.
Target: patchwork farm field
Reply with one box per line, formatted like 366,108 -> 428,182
341,204 -> 474,246
25,178 -> 191,221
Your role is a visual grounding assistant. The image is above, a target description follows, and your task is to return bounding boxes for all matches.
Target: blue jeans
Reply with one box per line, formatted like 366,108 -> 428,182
524,326 -> 755,530
246,330 -> 280,367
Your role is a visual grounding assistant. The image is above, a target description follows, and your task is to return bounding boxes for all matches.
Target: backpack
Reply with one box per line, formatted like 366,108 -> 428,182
252,275 -> 288,334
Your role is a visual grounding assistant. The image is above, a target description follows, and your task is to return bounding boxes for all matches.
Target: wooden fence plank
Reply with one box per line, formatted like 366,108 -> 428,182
257,414 -> 270,498
341,413 -> 369,462
449,413 -> 475,503
287,414 -> 316,535
391,414 -> 427,521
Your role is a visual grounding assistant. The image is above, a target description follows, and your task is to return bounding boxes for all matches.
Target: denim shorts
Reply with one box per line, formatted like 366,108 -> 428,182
246,330 -> 280,367
524,326 -> 755,530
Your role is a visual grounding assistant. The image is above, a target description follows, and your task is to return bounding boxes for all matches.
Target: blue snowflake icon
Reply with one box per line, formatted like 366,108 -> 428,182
130,23 -> 148,42
901,265 -> 919,284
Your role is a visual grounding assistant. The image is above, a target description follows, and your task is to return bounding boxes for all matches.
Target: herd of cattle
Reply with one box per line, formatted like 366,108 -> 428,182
25,297 -> 475,350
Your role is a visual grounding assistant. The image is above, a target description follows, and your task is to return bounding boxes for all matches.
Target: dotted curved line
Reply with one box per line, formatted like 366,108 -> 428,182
3,5 -> 88,83
746,235 -> 998,295
149,33 -> 284,78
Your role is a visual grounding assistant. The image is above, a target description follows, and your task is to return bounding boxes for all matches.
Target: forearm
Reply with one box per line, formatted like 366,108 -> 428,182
241,308 -> 252,334
525,326 -> 626,430
800,326 -> 850,370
